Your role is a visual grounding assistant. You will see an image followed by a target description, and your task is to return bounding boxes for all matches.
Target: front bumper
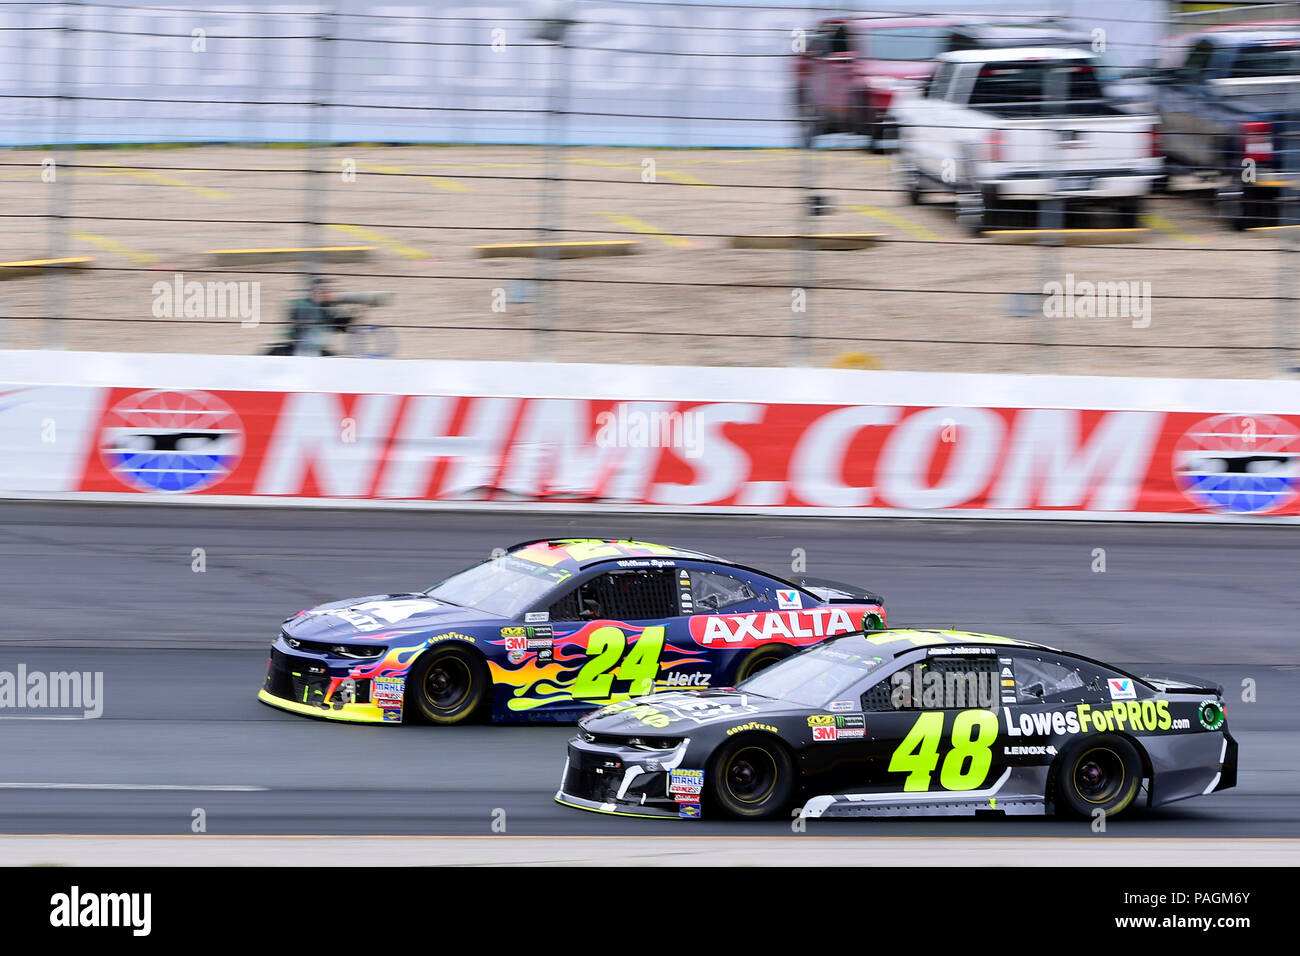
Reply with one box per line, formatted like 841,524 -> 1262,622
259,645 -> 399,724
554,735 -> 697,819
257,688 -> 393,723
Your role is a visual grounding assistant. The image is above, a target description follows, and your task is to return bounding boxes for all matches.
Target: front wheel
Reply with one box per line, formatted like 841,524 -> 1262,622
409,645 -> 489,724
706,735 -> 796,820
1052,735 -> 1143,819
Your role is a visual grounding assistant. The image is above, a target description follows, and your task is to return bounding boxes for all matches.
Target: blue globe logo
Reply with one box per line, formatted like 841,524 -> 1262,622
1173,413 -> 1299,515
100,389 -> 244,493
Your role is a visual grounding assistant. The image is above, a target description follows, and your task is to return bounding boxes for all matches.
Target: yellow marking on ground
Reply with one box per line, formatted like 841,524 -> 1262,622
71,231 -> 159,265
401,163 -> 535,171
358,162 -> 472,192
1246,224 -> 1300,232
596,212 -> 691,248
570,158 -> 716,187
327,223 -> 431,259
1139,213 -> 1207,244
82,164 -> 230,198
851,204 -> 942,241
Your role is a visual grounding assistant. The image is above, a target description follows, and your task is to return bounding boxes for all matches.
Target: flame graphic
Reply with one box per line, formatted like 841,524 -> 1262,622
490,621 -> 709,712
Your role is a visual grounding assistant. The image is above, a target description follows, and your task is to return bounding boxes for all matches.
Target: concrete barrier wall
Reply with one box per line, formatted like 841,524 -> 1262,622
2,349 -> 1297,521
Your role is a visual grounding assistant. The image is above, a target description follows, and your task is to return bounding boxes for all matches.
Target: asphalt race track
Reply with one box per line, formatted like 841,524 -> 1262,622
0,502 -> 1297,855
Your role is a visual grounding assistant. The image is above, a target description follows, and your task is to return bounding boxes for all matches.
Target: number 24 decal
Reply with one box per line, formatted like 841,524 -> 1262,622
888,710 -> 999,792
571,625 -> 666,701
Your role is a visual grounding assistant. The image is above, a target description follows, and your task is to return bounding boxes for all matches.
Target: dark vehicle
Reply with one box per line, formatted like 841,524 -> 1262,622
1156,26 -> 1300,228
557,629 -> 1237,820
794,15 -> 962,149
259,538 -> 885,725
794,16 -> 1141,150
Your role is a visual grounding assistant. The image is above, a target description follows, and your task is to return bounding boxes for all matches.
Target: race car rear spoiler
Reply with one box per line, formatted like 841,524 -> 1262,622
795,575 -> 885,607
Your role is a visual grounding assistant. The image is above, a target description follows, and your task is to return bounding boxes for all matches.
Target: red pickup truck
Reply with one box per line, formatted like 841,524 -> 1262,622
794,16 -> 960,149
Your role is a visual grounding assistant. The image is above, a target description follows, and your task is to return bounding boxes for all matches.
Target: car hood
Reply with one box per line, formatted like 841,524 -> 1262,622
580,688 -> 799,734
282,593 -> 496,642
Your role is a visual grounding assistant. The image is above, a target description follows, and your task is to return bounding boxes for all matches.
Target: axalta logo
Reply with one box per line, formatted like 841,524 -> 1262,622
690,607 -> 859,646
99,388 -> 244,493
1173,413 -> 1300,515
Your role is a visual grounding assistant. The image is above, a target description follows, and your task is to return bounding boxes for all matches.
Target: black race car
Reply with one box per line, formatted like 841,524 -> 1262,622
556,629 -> 1237,820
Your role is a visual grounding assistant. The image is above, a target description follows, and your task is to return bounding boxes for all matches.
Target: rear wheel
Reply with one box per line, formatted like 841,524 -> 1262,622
706,735 -> 796,820
1052,735 -> 1143,819
1116,197 -> 1143,230
733,644 -> 795,683
895,159 -> 923,205
1216,184 -> 1247,231
409,645 -> 489,724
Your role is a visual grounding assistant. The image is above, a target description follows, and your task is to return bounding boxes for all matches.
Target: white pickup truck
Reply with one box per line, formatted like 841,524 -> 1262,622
890,48 -> 1163,233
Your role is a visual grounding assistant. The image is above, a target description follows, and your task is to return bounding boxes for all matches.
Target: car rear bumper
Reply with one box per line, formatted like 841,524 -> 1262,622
990,173 -> 1159,200
1146,728 -> 1237,807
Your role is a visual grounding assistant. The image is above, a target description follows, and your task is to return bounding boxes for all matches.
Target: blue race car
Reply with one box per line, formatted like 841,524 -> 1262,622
259,538 -> 886,724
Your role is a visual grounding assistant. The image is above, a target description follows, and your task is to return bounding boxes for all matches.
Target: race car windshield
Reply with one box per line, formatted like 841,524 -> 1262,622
736,645 -> 884,708
425,557 -> 563,618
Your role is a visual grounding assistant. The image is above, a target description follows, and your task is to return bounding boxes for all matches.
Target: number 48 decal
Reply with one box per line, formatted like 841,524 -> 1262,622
888,710 -> 999,792
571,625 -> 666,701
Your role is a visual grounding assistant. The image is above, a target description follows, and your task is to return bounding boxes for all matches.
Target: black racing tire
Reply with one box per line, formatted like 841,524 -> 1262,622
733,643 -> 795,683
408,644 -> 489,724
705,734 -> 796,820
1052,735 -> 1143,819
1215,184 -> 1248,231
895,159 -> 923,205
1116,197 -> 1143,230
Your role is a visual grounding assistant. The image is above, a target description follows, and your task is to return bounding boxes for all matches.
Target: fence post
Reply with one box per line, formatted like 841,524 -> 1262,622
299,5 -> 337,348
535,29 -> 571,360
793,135 -> 817,367
43,4 -> 81,349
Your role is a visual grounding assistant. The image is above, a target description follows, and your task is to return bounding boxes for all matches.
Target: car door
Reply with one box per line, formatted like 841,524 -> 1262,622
540,567 -> 683,713
802,647 -> 1006,799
